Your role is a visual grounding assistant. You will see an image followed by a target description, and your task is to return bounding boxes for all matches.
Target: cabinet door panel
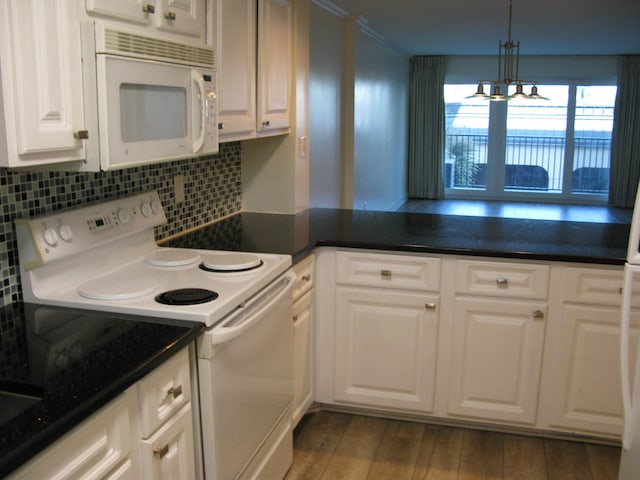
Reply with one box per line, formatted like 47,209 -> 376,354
257,0 -> 291,133
548,304 -> 639,435
448,297 -> 546,424
139,404 -> 196,480
85,0 -> 151,24
216,0 -> 257,139
156,0 -> 203,38
7,393 -> 133,479
292,290 -> 313,427
334,287 -> 439,412
1,0 -> 85,165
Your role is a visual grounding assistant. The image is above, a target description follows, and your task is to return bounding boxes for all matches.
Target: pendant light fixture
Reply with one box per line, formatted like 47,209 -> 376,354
468,0 -> 547,101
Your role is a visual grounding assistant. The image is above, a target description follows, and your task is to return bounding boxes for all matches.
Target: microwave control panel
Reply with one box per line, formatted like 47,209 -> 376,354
201,70 -> 218,153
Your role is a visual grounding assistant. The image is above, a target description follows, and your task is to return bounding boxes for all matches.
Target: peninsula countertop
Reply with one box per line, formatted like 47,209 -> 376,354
163,208 -> 629,265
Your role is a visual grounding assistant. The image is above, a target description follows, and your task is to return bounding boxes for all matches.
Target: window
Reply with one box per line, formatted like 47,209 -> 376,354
444,83 -> 617,202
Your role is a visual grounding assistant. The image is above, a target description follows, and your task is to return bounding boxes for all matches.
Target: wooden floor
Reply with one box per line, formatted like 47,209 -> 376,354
397,199 -> 632,224
285,411 -> 621,480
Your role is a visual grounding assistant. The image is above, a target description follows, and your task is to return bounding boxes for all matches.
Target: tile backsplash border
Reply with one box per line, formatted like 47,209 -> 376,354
0,142 -> 242,307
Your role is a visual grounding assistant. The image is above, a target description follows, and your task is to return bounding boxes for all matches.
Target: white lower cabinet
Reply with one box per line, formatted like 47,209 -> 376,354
313,249 -> 631,442
8,391 -> 138,479
546,304 -> 637,436
327,250 -> 441,413
292,254 -> 315,428
137,348 -> 195,480
540,265 -> 640,437
8,347 -> 197,480
139,404 -> 195,480
447,296 -> 547,424
334,286 -> 439,412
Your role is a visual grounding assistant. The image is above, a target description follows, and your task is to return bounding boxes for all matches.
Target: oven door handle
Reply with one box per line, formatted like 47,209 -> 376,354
206,272 -> 295,348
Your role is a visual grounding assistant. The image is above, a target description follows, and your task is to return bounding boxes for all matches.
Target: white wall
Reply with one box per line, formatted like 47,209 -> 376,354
309,2 -> 344,208
309,3 -> 410,211
351,26 -> 409,211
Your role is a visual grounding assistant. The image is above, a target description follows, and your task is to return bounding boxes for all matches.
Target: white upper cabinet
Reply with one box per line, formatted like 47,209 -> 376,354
85,0 -> 206,42
257,0 -> 292,134
215,0 -> 257,140
0,0 -> 86,168
216,0 -> 292,141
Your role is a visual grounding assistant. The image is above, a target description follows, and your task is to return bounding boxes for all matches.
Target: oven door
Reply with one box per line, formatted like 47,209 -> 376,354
197,272 -> 295,480
96,55 -> 213,170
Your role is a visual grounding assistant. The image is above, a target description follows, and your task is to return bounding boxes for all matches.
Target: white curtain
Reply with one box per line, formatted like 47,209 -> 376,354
408,56 -> 448,198
609,55 -> 640,208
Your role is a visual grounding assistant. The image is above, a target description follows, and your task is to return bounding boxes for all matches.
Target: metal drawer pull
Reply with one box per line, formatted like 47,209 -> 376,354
302,274 -> 311,282
425,302 -> 436,310
165,11 -> 176,20
154,444 -> 169,459
496,277 -> 508,285
218,122 -> 225,130
533,310 -> 544,319
262,120 -> 271,127
74,130 -> 89,140
381,269 -> 392,278
142,4 -> 155,13
292,314 -> 299,322
168,385 -> 183,398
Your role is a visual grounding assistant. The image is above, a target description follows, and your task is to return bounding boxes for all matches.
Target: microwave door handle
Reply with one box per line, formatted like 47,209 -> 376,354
191,69 -> 206,153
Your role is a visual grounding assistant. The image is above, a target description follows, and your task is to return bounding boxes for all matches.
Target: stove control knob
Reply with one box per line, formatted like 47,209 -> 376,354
43,227 -> 59,247
151,199 -> 162,215
117,208 -> 131,224
58,224 -> 73,242
141,201 -> 153,217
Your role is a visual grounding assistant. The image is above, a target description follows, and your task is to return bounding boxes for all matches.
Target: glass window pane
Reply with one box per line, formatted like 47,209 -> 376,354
571,85 -> 616,195
505,85 -> 569,193
444,85 -> 489,191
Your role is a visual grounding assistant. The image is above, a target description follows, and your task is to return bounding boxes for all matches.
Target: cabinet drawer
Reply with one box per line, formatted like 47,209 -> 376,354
455,259 -> 549,299
564,266 -> 640,307
137,348 -> 191,438
336,251 -> 440,292
292,254 -> 315,300
8,392 -> 133,479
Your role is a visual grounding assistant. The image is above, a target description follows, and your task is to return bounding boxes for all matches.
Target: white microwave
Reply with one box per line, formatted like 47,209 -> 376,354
80,22 -> 218,171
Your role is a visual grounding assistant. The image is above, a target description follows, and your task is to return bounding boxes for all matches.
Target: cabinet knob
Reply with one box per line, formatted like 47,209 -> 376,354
425,302 -> 437,310
153,444 -> 169,459
218,122 -> 224,130
142,4 -> 155,13
262,120 -> 271,127
73,130 -> 89,140
168,385 -> 183,399
496,277 -> 508,286
380,269 -> 392,279
533,309 -> 545,319
165,11 -> 176,20
302,274 -> 311,282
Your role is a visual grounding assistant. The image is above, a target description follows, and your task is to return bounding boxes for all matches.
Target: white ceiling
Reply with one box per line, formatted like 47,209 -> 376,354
327,0 -> 640,56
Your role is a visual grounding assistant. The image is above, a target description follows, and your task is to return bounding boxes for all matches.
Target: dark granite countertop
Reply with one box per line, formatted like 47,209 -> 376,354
0,302 -> 204,477
163,208 -> 629,265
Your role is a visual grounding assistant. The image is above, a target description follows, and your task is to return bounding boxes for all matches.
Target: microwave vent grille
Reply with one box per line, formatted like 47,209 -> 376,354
104,29 -> 215,68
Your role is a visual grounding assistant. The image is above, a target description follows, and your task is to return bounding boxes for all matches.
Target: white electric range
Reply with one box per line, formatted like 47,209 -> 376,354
15,190 -> 295,480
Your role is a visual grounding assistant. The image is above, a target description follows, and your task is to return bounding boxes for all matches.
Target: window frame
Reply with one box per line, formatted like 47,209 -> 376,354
444,79 -> 617,204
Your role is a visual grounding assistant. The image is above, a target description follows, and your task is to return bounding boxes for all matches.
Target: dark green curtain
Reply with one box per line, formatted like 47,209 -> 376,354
408,56 -> 448,198
609,55 -> 640,207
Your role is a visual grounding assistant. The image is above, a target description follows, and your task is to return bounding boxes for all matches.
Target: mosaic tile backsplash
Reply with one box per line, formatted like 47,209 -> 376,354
0,142 -> 242,307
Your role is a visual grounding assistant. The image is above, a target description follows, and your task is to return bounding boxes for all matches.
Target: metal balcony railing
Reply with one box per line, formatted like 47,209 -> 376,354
445,134 -> 611,194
